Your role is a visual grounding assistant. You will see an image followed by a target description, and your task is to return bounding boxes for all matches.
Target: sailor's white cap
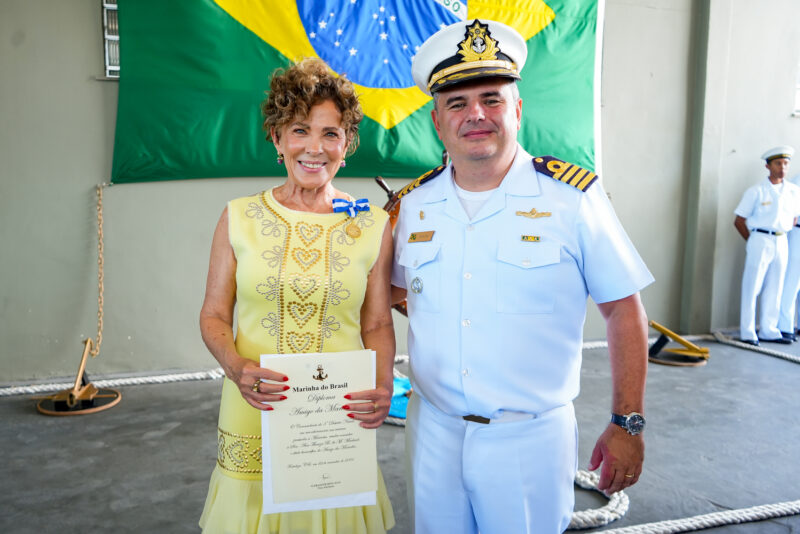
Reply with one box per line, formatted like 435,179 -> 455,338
411,19 -> 527,96
762,145 -> 794,162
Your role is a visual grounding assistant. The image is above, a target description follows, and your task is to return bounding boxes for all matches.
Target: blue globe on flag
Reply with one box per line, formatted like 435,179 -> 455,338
298,0 -> 462,88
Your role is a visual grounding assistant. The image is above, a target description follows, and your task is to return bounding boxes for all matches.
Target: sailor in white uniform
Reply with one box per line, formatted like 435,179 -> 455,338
391,19 -> 653,534
778,171 -> 800,340
734,146 -> 800,345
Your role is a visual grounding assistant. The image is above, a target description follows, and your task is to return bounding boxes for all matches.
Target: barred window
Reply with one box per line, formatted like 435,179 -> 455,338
103,1 -> 119,79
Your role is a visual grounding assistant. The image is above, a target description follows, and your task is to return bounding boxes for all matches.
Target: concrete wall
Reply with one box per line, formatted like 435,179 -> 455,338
3,0 -> 800,382
710,0 -> 800,330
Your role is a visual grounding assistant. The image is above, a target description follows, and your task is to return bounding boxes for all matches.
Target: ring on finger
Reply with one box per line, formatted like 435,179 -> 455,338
624,473 -> 635,478
373,402 -> 378,412
251,380 -> 261,393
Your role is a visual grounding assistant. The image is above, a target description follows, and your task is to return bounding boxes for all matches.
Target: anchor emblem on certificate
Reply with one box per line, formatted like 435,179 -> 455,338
312,364 -> 328,381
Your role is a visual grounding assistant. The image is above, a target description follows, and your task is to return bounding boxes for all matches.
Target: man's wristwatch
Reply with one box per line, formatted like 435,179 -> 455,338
611,412 -> 646,435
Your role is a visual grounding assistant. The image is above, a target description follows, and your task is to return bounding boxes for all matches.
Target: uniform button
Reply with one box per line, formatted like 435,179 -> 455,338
462,319 -> 471,327
462,368 -> 469,376
466,225 -> 474,232
522,258 -> 531,267
464,272 -> 472,280
413,260 -> 419,267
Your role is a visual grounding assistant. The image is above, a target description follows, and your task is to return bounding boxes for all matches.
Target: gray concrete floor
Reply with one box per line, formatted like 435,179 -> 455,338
2,337 -> 799,533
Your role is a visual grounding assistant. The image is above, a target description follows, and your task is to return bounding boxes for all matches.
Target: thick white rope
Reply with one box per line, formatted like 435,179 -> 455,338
569,469 -> 630,530
603,499 -> 800,533
583,334 -> 715,351
712,331 -> 800,364
0,369 -> 226,397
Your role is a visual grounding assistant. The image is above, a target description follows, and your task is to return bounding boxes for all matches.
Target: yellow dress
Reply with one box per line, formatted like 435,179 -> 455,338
200,189 -> 395,534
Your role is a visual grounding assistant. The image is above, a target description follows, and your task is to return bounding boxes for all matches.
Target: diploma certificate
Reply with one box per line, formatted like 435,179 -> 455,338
260,350 -> 377,514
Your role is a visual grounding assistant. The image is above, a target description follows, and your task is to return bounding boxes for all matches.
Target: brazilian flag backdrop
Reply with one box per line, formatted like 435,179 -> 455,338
111,0 -> 600,183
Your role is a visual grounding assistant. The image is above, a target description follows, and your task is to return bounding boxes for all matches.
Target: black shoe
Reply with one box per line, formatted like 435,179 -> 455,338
781,331 -> 797,342
759,336 -> 792,345
739,338 -> 759,346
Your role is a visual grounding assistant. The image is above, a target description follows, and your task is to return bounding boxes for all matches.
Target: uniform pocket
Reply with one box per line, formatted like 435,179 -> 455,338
398,241 -> 442,312
496,240 -> 560,314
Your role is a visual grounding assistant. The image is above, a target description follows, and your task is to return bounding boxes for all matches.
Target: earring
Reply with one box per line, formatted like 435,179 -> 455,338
340,160 -> 346,168
277,154 -> 284,165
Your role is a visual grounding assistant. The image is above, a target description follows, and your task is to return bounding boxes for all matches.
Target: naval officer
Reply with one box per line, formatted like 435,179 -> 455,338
390,19 -> 654,534
734,146 -> 800,345
778,170 -> 800,340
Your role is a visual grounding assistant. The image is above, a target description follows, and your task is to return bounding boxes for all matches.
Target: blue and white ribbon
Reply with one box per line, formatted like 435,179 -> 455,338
332,198 -> 370,218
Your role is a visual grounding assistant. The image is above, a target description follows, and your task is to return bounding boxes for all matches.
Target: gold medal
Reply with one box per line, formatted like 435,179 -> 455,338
346,223 -> 361,238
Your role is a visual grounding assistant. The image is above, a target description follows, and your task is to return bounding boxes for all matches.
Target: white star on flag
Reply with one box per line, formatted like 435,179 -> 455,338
379,32 -> 388,40
319,21 -> 327,29
349,48 -> 358,56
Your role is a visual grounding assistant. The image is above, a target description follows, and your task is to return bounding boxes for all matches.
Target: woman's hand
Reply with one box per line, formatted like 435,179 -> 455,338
226,356 -> 291,411
342,386 -> 392,428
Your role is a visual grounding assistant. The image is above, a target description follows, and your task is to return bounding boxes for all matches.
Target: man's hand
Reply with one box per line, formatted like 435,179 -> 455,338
588,423 -> 644,495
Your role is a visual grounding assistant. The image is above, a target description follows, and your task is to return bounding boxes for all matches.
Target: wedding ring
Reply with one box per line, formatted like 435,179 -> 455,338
251,380 -> 261,393
624,474 -> 635,478
373,402 -> 378,412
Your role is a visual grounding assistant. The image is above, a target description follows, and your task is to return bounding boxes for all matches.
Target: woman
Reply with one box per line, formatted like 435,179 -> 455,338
198,58 -> 395,533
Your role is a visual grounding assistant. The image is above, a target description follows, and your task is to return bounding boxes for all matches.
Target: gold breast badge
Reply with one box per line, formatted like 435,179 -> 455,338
515,207 -> 551,219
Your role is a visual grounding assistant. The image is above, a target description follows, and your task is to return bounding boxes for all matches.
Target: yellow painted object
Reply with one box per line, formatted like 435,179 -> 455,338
35,338 -> 121,416
648,320 -> 709,366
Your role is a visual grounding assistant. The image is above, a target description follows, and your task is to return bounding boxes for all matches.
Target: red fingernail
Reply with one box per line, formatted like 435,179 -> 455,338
344,394 -> 352,400
282,385 -> 290,391
342,405 -> 351,410
266,406 -> 274,411
282,376 -> 289,382
347,413 -> 355,418
278,395 -> 287,400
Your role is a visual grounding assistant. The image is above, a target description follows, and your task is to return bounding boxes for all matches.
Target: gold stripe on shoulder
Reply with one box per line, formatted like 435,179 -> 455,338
397,165 -> 446,199
533,156 -> 597,192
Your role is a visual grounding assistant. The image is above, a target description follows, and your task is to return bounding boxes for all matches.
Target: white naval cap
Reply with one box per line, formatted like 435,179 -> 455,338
411,19 -> 527,96
761,145 -> 794,162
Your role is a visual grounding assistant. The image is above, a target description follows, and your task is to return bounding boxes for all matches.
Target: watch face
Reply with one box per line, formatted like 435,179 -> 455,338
627,414 -> 645,434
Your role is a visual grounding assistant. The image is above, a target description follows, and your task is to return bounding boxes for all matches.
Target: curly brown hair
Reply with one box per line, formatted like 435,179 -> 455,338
262,58 -> 363,156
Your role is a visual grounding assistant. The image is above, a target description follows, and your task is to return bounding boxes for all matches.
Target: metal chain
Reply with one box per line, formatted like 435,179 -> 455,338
90,184 -> 106,357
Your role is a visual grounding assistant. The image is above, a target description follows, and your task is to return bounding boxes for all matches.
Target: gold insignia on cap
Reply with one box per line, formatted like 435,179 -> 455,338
459,20 -> 498,63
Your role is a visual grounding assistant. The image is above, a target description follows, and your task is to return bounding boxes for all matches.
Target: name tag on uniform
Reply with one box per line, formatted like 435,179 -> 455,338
521,235 -> 541,242
761,201 -> 772,206
408,231 -> 435,243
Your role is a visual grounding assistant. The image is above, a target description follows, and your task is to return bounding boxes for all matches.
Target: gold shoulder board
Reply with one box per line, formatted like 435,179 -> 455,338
396,165 -> 446,200
532,156 -> 597,192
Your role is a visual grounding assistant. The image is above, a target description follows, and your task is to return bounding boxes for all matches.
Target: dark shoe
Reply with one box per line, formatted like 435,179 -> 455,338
759,336 -> 792,345
781,331 -> 797,342
739,338 -> 759,346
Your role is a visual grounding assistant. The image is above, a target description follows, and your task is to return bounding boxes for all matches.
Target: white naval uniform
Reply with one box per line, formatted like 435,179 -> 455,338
391,146 -> 654,534
778,174 -> 800,334
735,178 -> 800,341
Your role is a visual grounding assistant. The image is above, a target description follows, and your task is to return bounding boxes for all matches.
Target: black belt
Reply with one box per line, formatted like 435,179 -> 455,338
463,414 -> 491,424
752,228 -> 785,236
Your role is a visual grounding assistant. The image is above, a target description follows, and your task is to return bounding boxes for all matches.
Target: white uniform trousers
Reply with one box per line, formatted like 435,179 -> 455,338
405,394 -> 577,534
778,228 -> 800,333
740,232 -> 788,341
